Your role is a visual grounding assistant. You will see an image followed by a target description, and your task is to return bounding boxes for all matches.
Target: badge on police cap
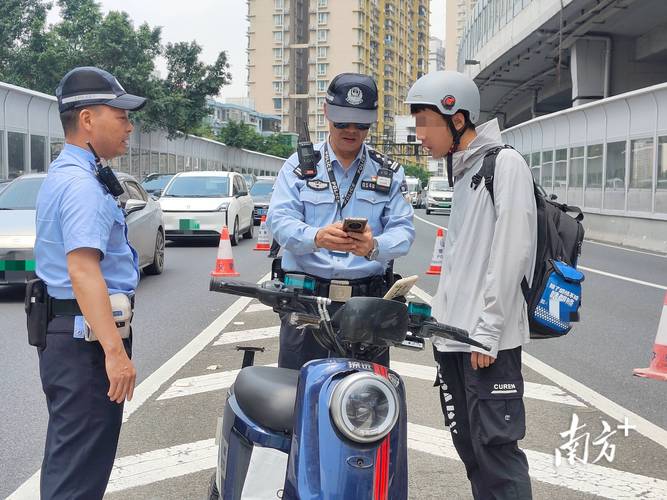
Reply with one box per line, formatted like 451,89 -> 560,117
346,87 -> 364,106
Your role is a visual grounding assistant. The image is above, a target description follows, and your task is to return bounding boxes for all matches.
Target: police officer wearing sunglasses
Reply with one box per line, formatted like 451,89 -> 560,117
267,73 -> 415,369
30,67 -> 145,499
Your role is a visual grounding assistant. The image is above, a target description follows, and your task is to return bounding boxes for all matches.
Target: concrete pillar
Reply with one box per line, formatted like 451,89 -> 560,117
570,38 -> 610,107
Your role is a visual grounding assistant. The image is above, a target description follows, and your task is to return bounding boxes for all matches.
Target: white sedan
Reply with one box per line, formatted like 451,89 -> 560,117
158,171 -> 254,246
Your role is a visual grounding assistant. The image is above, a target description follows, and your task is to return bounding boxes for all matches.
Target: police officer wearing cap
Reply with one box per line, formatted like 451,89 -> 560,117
32,67 -> 146,499
267,73 -> 415,370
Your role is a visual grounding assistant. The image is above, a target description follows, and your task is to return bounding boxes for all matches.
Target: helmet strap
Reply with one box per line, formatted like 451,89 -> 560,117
445,116 -> 468,188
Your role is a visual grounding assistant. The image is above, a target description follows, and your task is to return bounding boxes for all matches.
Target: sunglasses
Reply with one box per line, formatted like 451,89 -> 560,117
333,122 -> 372,130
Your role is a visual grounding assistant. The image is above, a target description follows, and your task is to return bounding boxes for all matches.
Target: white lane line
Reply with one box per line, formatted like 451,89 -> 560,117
408,423 -> 667,500
106,439 -> 217,493
414,214 -> 448,231
245,303 -> 274,313
391,361 -> 585,407
157,364 -> 278,400
409,285 -> 667,450
577,265 -> 667,291
98,424 -> 667,497
522,352 -> 667,450
586,239 -> 667,259
123,272 -> 270,423
416,215 -> 667,290
417,213 -> 667,260
213,326 -> 281,346
7,272 -> 272,500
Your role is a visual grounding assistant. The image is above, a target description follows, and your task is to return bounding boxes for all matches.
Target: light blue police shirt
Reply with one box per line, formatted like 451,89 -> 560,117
267,141 -> 415,280
35,143 -> 139,310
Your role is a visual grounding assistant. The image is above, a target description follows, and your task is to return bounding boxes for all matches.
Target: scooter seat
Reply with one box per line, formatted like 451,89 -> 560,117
234,366 -> 299,434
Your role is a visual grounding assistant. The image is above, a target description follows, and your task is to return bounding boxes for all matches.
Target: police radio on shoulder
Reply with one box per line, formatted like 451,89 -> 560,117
295,122 -> 320,179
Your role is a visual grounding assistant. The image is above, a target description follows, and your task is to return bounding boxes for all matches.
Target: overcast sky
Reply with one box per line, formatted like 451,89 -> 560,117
48,0 -> 445,99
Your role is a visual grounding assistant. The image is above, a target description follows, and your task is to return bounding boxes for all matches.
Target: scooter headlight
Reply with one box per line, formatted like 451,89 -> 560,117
330,372 -> 399,443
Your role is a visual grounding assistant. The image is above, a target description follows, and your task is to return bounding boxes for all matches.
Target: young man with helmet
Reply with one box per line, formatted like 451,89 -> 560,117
406,70 -> 536,499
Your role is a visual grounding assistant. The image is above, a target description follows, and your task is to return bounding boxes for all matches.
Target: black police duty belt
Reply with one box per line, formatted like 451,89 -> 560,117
323,144 -> 366,211
49,296 -> 135,317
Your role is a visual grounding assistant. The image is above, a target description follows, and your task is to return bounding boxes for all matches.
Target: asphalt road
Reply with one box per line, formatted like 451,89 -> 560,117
2,210 -> 667,498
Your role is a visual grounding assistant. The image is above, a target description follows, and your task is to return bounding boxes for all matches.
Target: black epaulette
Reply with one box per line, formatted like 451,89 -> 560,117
368,148 -> 402,173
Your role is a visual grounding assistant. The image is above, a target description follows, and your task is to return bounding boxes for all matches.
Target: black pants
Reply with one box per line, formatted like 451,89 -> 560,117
433,347 -> 532,500
278,301 -> 390,370
38,316 -> 132,500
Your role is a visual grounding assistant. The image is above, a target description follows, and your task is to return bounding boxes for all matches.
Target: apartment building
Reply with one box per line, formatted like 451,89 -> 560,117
444,0 -> 477,70
429,36 -> 446,72
247,0 -> 429,143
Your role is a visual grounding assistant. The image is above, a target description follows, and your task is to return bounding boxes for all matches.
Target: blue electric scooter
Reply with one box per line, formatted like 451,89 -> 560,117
207,278 -> 490,500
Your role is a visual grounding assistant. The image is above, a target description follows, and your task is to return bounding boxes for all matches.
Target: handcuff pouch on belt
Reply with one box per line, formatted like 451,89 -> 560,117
25,278 -> 49,349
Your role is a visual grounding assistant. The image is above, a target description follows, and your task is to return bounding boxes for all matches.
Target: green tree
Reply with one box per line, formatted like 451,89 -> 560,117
0,0 -> 49,71
217,121 -> 295,159
403,162 -> 430,185
0,0 -> 231,137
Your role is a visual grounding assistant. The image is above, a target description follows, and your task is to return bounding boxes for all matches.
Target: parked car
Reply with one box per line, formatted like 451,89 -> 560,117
405,176 -> 424,208
141,172 -> 175,198
250,176 -> 276,225
425,177 -> 454,215
158,171 -> 254,246
242,173 -> 257,191
0,179 -> 12,194
0,173 -> 165,286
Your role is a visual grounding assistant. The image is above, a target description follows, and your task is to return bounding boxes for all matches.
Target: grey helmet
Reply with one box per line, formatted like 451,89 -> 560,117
405,71 -> 480,124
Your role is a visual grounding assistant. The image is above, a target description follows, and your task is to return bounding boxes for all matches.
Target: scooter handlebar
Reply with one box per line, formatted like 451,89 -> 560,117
417,320 -> 492,352
210,278 -> 330,312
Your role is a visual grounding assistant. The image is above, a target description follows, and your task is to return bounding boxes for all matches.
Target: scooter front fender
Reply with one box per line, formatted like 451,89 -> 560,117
284,359 -> 408,500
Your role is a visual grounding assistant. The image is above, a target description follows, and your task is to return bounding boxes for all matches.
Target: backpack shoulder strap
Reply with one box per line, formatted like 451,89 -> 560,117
470,145 -> 513,204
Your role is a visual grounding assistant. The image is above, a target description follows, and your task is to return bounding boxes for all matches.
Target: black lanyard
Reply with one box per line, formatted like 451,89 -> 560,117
323,144 -> 366,213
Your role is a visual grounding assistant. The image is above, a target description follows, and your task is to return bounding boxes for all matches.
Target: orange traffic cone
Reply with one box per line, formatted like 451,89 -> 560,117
254,215 -> 271,251
426,228 -> 445,275
634,292 -> 667,381
211,226 -> 240,277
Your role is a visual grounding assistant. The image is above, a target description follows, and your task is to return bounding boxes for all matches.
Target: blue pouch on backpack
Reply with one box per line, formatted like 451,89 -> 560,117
531,260 -> 585,338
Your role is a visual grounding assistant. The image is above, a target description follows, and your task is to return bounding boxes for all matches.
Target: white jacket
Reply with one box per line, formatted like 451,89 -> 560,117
432,119 -> 537,358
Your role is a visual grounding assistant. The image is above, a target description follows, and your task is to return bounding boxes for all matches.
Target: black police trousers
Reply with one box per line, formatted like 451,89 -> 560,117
278,300 -> 389,370
38,316 -> 132,500
433,346 -> 532,500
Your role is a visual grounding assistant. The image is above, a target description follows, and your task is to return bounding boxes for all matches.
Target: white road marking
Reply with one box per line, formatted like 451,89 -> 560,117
586,239 -> 667,258
106,439 -> 217,493
233,321 -> 245,325
122,273 -> 270,424
391,361 -> 585,407
245,302 -> 273,313
577,265 -> 667,291
97,424 -> 667,497
415,215 -> 667,290
408,423 -> 667,500
409,285 -> 667,450
213,325 -> 281,345
157,364 -> 277,400
417,214 -> 667,261
522,352 -> 667,450
7,272 -> 272,500
414,214 -> 449,231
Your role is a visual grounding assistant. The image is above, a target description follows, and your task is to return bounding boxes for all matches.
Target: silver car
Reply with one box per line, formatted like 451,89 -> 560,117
0,173 -> 165,285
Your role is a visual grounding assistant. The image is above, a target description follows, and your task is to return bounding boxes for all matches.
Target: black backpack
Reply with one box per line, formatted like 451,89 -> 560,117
471,145 -> 585,339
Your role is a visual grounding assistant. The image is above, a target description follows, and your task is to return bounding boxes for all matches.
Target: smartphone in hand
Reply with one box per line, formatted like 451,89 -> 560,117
342,217 -> 368,233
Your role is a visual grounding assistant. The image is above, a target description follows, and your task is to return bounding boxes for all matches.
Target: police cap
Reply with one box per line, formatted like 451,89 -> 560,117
56,67 -> 147,113
325,73 -> 378,124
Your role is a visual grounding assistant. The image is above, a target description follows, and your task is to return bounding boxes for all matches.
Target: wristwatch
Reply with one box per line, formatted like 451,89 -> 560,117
365,238 -> 379,261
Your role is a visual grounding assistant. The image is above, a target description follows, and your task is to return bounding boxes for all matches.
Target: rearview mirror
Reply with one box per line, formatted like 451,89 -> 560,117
124,198 -> 147,216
